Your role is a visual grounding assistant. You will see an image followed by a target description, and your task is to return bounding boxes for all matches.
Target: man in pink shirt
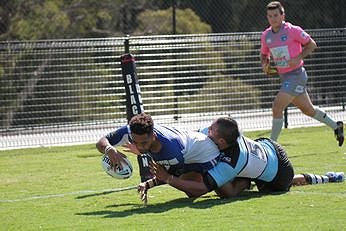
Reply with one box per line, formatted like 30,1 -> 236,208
260,1 -> 344,146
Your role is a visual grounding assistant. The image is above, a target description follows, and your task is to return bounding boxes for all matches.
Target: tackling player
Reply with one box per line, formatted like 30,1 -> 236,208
150,117 -> 344,198
260,1 -> 344,146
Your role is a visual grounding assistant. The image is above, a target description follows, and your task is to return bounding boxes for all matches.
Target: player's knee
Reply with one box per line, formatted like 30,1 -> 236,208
272,111 -> 283,118
272,105 -> 284,117
291,174 -> 307,186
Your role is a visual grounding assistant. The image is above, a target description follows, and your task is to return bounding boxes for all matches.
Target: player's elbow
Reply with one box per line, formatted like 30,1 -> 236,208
308,38 -> 317,51
96,138 -> 103,150
185,183 -> 209,198
96,137 -> 108,153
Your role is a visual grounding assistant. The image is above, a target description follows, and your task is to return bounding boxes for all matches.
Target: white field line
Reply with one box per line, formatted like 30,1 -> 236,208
0,185 -> 137,203
1,185 -> 345,203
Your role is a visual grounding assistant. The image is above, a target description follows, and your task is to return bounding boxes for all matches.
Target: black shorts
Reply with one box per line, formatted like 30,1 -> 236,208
253,138 -> 294,193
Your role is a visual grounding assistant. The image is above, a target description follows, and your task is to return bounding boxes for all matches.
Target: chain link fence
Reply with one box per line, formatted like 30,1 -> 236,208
1,1 -> 346,149
1,29 -> 345,149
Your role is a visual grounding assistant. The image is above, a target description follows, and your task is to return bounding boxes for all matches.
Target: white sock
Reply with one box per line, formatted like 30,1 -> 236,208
270,118 -> 284,141
304,173 -> 329,184
313,108 -> 337,130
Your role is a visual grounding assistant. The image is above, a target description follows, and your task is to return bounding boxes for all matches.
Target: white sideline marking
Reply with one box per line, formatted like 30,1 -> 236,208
0,186 -> 137,203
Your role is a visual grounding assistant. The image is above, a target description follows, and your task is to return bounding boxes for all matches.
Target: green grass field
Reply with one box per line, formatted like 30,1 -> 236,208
1,126 -> 345,230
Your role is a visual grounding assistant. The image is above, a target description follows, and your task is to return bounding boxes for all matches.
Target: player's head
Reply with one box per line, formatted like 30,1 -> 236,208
267,1 -> 284,15
266,1 -> 285,28
129,112 -> 155,153
208,117 -> 240,149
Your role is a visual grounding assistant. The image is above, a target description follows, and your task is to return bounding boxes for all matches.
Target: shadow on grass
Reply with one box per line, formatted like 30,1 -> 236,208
76,191 -> 117,199
75,191 -> 280,218
75,186 -> 136,199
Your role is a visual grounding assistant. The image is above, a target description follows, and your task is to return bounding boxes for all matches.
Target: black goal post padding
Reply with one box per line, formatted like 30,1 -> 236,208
120,53 -> 152,183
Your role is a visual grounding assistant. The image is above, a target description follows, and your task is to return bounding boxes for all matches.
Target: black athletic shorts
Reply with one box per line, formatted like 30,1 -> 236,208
253,138 -> 294,193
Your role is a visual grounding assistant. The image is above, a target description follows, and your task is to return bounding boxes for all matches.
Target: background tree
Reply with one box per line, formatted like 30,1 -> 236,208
135,7 -> 211,35
0,0 -> 125,40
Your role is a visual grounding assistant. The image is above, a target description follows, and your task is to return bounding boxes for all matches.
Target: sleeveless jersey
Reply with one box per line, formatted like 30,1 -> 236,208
260,22 -> 311,74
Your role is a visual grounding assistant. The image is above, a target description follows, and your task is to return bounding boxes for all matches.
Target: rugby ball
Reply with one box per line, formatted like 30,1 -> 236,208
101,146 -> 134,179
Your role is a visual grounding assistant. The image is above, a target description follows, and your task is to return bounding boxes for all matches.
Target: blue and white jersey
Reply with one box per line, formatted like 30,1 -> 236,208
207,136 -> 279,187
105,124 -> 220,175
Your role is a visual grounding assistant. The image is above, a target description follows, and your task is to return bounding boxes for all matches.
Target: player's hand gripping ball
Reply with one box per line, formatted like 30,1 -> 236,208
101,146 -> 134,179
264,63 -> 278,77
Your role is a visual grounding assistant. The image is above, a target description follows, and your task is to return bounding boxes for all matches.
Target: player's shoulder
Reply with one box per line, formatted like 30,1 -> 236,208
284,22 -> 311,41
105,124 -> 130,144
198,127 -> 209,135
107,124 -> 129,137
117,124 -> 131,133
261,27 -> 272,36
284,21 -> 304,32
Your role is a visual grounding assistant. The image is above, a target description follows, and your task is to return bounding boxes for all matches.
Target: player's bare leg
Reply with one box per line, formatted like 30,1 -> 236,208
291,92 -> 315,117
270,91 -> 294,141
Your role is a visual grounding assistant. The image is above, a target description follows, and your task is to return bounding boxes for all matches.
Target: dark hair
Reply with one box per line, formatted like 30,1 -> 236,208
267,1 -> 285,15
129,113 -> 154,135
215,117 -> 240,145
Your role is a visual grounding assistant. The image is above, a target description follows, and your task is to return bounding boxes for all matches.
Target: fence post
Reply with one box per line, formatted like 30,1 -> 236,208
124,35 -> 130,54
284,107 -> 288,128
172,0 -> 176,34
